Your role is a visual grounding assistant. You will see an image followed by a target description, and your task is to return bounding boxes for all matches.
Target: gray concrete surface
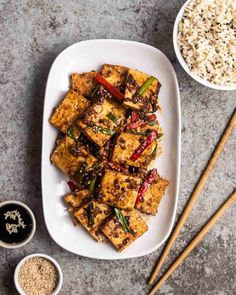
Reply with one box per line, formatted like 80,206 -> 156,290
0,0 -> 235,294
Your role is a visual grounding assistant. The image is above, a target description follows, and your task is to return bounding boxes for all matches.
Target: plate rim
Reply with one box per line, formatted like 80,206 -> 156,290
41,39 -> 181,260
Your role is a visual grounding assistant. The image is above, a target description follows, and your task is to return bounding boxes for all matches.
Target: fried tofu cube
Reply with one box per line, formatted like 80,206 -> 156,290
77,98 -> 126,147
101,64 -> 128,91
111,132 -> 157,168
50,90 -> 90,133
102,210 -> 148,251
124,69 -> 160,112
135,118 -> 163,135
50,136 -> 97,176
74,200 -> 112,242
135,176 -> 169,215
71,72 -> 98,97
99,170 -> 141,210
64,189 -> 91,226
64,189 -> 91,208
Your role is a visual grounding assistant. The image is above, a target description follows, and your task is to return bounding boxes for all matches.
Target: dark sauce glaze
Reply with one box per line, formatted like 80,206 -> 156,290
0,204 -> 33,244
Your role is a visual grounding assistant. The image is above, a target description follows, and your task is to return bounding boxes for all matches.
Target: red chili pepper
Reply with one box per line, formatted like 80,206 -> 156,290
131,111 -> 140,123
106,160 -> 128,173
136,169 -> 158,204
95,73 -> 125,102
147,114 -> 157,121
128,114 -> 157,130
130,131 -> 157,161
67,180 -> 76,192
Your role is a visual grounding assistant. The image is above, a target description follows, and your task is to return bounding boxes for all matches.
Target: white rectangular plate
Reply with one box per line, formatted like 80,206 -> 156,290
42,39 -> 181,259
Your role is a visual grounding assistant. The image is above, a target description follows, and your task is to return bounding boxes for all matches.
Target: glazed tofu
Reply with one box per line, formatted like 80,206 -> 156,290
50,89 -> 90,133
135,176 -> 169,215
74,200 -> 112,242
64,189 -> 91,208
71,71 -> 98,97
99,170 -> 141,210
102,209 -> 148,251
77,98 -> 126,147
50,136 -> 97,176
101,64 -> 128,91
124,68 -> 160,112
111,132 -> 157,168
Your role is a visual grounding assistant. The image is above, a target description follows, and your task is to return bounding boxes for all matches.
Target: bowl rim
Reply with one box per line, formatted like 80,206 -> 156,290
0,200 -> 36,249
173,0 -> 236,91
14,253 -> 63,295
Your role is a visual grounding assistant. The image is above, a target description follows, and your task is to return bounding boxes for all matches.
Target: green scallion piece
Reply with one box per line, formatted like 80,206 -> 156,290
157,133 -> 163,139
93,125 -> 116,135
106,112 -> 119,125
151,144 -> 157,156
67,126 -> 74,139
88,178 -> 96,192
114,208 -> 131,233
74,162 -> 86,184
127,130 -> 150,136
147,120 -> 157,126
137,76 -> 156,96
87,202 -> 95,227
91,85 -> 100,98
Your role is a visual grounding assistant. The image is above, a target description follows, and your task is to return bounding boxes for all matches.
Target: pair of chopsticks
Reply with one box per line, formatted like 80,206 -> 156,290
148,109 -> 236,294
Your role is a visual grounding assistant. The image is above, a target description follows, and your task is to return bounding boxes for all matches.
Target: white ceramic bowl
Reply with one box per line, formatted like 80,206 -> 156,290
14,253 -> 63,295
0,200 -> 36,249
173,0 -> 236,91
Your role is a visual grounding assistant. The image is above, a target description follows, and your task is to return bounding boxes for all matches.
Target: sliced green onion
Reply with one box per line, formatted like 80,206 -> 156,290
67,126 -> 74,139
127,130 -> 150,136
114,208 -> 131,233
92,125 -> 116,135
106,112 -> 119,125
157,133 -> 163,139
87,202 -> 95,227
90,85 -> 100,98
88,178 -> 96,192
138,76 -> 156,96
151,144 -> 157,156
74,162 -> 86,184
147,120 -> 158,126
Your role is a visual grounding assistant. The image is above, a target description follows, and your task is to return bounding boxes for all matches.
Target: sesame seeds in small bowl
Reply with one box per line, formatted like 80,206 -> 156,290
14,253 -> 63,295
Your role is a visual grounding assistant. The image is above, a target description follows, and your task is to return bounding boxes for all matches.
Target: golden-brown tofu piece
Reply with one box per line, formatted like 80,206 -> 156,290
124,69 -> 160,112
50,90 -> 90,133
101,64 -> 128,91
50,136 -> 97,176
64,189 -> 91,208
135,176 -> 169,215
99,170 -> 141,210
71,72 -> 98,97
111,132 -> 157,168
77,98 -> 126,147
64,189 -> 91,226
74,200 -> 112,242
102,209 -> 148,251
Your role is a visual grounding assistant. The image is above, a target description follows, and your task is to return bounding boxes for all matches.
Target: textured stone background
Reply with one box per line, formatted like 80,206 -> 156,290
0,0 -> 235,294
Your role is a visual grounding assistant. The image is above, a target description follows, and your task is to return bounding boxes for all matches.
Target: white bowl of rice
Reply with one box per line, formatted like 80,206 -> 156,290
173,0 -> 236,90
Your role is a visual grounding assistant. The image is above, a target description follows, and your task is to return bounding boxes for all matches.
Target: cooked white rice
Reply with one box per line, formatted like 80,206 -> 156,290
177,0 -> 236,86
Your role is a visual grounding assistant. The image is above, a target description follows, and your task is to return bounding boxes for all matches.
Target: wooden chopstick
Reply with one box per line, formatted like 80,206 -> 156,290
148,191 -> 236,295
149,109 -> 236,284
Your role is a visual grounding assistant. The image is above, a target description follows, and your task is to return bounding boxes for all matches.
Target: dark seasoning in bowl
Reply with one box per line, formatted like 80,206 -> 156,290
0,203 -> 32,245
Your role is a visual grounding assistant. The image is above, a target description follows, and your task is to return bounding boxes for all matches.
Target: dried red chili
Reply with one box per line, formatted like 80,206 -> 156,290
136,169 -> 158,204
130,131 -> 157,161
95,73 -> 124,102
